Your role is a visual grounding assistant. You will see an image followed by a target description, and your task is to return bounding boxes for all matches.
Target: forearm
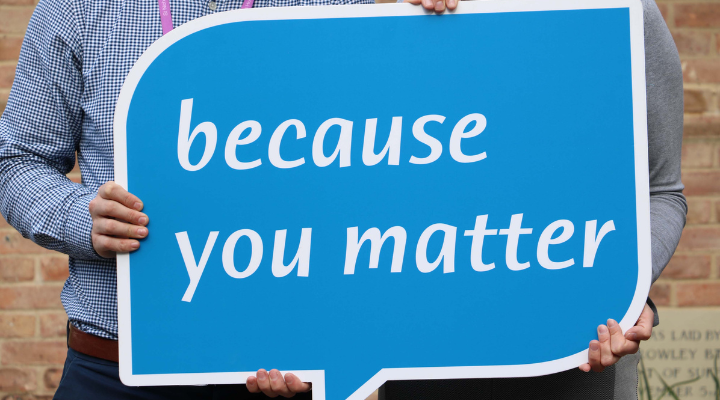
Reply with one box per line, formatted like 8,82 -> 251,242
647,191 -> 686,326
649,192 -> 687,283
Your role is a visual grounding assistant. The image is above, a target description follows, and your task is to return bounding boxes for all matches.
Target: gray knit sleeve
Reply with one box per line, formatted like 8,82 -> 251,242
643,0 -> 687,319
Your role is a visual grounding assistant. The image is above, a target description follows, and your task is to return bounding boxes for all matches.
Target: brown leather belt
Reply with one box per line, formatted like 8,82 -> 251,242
68,323 -> 119,363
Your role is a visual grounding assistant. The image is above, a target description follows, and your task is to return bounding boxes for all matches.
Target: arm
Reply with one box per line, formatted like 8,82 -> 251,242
0,0 -> 150,259
0,0 -> 102,260
644,0 -> 687,288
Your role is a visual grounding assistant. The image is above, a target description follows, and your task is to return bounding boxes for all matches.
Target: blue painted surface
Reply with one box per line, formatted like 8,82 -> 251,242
125,9 -> 637,399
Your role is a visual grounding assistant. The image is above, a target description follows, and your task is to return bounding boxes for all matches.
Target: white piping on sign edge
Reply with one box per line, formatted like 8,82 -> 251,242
112,0 -> 651,398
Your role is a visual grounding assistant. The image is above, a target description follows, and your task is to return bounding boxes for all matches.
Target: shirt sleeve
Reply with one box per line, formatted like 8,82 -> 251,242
0,0 -> 102,261
643,0 -> 687,324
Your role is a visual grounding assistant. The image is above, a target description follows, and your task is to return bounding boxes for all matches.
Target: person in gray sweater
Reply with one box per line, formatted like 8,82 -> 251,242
380,0 -> 687,398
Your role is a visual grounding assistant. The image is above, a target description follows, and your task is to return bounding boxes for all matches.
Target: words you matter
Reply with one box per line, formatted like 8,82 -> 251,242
171,99 -> 618,302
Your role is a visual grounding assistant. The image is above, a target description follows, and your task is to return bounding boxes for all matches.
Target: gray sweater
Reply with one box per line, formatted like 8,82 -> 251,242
644,0 -> 687,286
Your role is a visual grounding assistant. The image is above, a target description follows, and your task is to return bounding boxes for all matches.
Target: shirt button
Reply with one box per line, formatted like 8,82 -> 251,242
208,1 -> 217,10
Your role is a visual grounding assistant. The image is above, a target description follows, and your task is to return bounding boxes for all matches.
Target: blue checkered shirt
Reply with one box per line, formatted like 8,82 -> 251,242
0,0 -> 373,340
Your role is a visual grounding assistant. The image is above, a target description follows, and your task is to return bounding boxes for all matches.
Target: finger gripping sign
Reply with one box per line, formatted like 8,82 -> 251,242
113,1 -> 650,398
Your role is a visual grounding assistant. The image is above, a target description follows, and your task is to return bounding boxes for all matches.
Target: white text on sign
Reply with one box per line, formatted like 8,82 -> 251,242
176,99 -> 488,171
175,214 -> 615,302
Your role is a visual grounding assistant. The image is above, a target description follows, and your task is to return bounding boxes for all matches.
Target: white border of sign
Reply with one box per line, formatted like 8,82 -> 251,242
113,1 -> 650,398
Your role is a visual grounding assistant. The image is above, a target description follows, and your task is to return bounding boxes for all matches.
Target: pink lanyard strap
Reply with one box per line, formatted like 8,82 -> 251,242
159,0 -> 255,35
158,0 -> 173,35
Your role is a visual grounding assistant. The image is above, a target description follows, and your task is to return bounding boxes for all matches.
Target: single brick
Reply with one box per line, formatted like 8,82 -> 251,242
684,89 -> 708,113
0,0 -> 36,5
649,283 -> 671,306
682,141 -> 714,168
0,368 -> 36,392
678,283 -> 720,306
0,8 -> 34,34
682,171 -> 720,196
0,286 -> 62,310
675,3 -> 720,27
0,341 -> 66,365
0,89 -> 9,114
662,254 -> 711,279
0,315 -> 35,338
684,116 -> 720,137
686,198 -> 712,224
0,231 -> 53,254
677,226 -> 720,251
0,213 -> 9,228
0,36 -> 23,61
43,367 -> 62,389
0,258 -> 34,282
40,256 -> 68,282
673,30 -> 711,55
39,312 -> 66,338
0,64 -> 15,89
68,174 -> 81,184
657,3 -> 669,21
682,59 -> 720,83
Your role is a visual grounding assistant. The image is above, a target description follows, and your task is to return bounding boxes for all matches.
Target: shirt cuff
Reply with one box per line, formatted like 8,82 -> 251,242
63,191 -> 104,261
647,297 -> 659,327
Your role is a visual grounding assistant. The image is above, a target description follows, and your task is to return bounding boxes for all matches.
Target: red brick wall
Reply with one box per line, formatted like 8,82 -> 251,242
651,0 -> 720,307
1,0 -> 719,398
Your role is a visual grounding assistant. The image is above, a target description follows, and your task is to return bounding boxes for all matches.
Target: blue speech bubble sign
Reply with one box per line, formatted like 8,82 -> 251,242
114,1 -> 650,399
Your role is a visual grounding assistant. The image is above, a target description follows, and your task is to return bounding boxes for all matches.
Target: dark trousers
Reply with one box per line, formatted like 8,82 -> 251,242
379,365 -> 618,400
378,351 -> 645,400
53,347 -> 313,400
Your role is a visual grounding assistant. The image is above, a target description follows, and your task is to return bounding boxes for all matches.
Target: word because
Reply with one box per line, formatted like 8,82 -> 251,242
176,214 -> 615,302
177,99 -> 489,171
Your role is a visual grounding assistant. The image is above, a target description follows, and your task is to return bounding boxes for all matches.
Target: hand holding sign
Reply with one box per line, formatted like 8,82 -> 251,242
404,0 -> 461,14
246,369 -> 311,398
580,304 -> 655,373
90,182 -> 149,257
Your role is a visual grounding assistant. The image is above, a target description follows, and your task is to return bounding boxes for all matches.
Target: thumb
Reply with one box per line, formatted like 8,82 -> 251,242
284,373 -> 312,393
